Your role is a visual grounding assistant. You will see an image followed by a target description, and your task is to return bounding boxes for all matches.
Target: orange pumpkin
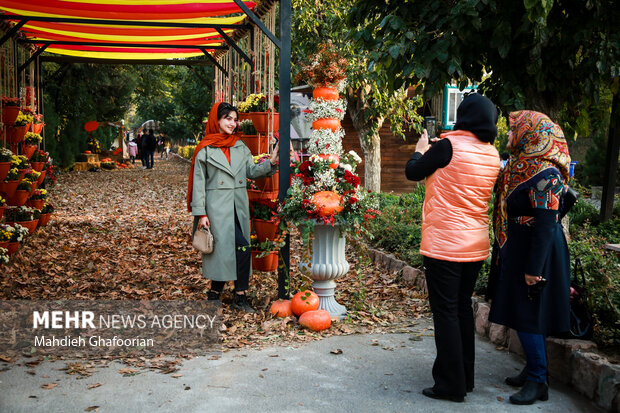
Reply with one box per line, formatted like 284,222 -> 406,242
311,191 -> 343,216
291,290 -> 320,316
84,150 -> 92,154
312,118 -> 341,132
299,310 -> 332,331
270,299 -> 293,318
313,87 -> 339,101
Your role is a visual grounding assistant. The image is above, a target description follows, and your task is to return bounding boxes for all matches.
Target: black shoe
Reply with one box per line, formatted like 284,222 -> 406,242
509,380 -> 548,405
232,294 -> 256,313
207,291 -> 220,301
505,367 -> 528,387
422,387 -> 464,403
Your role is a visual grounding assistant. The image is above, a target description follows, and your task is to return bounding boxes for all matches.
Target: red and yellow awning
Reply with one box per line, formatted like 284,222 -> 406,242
0,0 -> 255,60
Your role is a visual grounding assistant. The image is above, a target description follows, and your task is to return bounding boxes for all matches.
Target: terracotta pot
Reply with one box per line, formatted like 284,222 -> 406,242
249,112 -> 279,135
0,162 -> 10,182
240,135 -> 269,156
2,106 -> 20,125
251,250 -> 278,272
31,162 -> 45,172
312,118 -> 341,132
38,213 -> 51,227
17,169 -> 27,181
26,199 -> 45,210
17,219 -> 38,234
313,87 -> 339,101
37,170 -> 46,185
30,181 -> 37,195
311,191 -> 343,216
6,242 -> 19,256
0,240 -> 8,250
7,125 -> 28,144
8,189 -> 29,206
253,218 -> 279,242
238,112 -> 250,121
0,206 -> 4,220
32,123 -> 44,134
0,181 -> 19,198
247,189 -> 278,203
22,144 -> 37,159
255,171 -> 279,191
316,154 -> 340,169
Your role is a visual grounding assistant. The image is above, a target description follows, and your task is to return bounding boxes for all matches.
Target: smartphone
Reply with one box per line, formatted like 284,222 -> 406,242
425,116 -> 437,141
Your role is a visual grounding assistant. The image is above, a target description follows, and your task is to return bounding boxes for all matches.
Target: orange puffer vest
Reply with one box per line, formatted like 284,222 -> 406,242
420,130 -> 500,262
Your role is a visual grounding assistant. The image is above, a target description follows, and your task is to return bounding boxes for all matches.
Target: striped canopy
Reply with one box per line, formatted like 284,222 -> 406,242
0,0 -> 256,60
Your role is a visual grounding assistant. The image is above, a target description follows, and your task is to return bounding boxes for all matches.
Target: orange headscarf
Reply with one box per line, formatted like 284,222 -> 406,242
186,102 -> 241,212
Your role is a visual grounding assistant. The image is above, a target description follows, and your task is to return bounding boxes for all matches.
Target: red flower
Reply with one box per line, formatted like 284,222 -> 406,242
299,160 -> 312,174
348,197 -> 358,205
344,170 -> 360,187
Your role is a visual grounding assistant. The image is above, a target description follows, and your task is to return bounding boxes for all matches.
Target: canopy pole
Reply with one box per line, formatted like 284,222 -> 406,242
0,20 -> 26,48
278,0 -> 292,299
600,88 -> 619,222
18,45 -> 48,75
233,0 -> 281,50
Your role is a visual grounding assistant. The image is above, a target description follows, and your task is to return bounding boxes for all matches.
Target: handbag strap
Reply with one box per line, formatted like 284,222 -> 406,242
573,258 -> 587,289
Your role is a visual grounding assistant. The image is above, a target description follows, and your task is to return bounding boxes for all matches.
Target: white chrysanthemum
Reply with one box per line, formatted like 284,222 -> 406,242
348,150 -> 362,163
308,129 -> 344,155
306,98 -> 346,121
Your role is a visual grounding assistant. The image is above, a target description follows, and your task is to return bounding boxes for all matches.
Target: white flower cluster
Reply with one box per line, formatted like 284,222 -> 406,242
4,224 -> 28,243
0,247 -> 8,265
314,168 -> 338,190
308,128 -> 344,155
306,98 -> 346,122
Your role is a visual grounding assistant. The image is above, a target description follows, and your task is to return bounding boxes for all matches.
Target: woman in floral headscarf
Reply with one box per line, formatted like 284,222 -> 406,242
488,110 -> 572,405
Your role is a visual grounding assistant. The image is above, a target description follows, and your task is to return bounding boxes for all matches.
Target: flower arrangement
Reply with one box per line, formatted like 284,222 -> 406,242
252,153 -> 271,164
33,114 -> 44,124
41,203 -> 54,214
307,129 -> 344,155
13,111 -> 33,126
29,189 -> 47,201
16,181 -> 31,191
21,107 -> 34,115
238,93 -> 280,113
24,169 -> 40,183
249,234 -> 286,258
6,223 -> 28,243
0,148 -> 13,163
45,161 -> 57,187
296,42 -> 348,89
11,155 -> 28,170
305,98 -> 346,122
30,150 -> 48,163
87,135 -> 101,153
0,248 -> 8,265
4,206 -> 36,222
23,132 -> 42,145
239,119 -> 257,135
251,198 -> 280,221
2,96 -> 20,106
0,225 -> 10,242
4,168 -> 19,182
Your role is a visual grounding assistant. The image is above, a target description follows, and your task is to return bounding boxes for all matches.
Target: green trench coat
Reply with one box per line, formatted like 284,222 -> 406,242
191,141 -> 275,281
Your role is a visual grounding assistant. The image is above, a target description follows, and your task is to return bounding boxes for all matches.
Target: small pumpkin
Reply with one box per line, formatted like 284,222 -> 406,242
313,87 -> 339,101
299,309 -> 331,331
270,299 -> 293,318
312,118 -> 341,132
84,150 -> 92,154
291,290 -> 320,316
311,191 -> 343,217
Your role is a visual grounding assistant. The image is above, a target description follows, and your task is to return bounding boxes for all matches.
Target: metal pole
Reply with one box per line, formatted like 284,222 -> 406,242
278,0 -> 292,299
600,89 -> 619,222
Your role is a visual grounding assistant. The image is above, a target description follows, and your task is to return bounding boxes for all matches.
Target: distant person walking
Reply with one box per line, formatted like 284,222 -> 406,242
127,139 -> 138,164
143,129 -> 157,169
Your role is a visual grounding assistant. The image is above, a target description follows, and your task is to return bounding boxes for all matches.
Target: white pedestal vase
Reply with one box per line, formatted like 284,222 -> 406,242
299,223 -> 349,318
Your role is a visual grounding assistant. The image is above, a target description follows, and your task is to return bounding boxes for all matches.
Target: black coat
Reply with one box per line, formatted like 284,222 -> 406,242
143,133 -> 157,152
488,170 -> 571,335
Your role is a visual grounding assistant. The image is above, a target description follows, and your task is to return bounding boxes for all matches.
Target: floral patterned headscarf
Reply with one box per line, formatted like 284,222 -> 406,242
493,110 -> 571,248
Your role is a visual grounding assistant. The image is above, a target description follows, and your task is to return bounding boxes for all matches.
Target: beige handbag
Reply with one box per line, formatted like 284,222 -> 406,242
192,226 -> 214,254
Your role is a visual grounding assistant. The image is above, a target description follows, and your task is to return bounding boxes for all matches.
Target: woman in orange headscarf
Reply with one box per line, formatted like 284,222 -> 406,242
188,102 -> 278,312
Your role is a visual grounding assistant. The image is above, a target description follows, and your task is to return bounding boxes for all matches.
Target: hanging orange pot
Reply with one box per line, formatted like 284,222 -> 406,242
22,144 -> 37,159
31,162 -> 45,172
0,181 -> 19,199
313,87 -> 339,101
251,250 -> 278,272
240,135 -> 269,156
311,191 -> 343,216
0,240 -> 7,251
255,171 -> 279,191
312,118 -> 341,132
248,189 -> 278,203
250,112 -> 280,135
8,190 -> 29,206
0,162 -> 11,182
252,218 -> 279,242
37,170 -> 46,185
6,242 -> 19,256
38,213 -> 51,227
6,125 -> 28,144
2,106 -> 20,125
26,199 -> 45,210
0,206 -> 4,221
17,219 -> 38,234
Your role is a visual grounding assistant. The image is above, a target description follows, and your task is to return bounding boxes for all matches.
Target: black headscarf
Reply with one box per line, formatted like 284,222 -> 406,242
453,93 -> 498,144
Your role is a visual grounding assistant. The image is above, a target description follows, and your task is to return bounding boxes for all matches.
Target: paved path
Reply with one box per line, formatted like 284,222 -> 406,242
0,320 -> 600,413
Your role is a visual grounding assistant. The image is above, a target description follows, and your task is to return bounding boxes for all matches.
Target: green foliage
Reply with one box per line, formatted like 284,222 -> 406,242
365,186 -> 425,267
348,0 -> 619,122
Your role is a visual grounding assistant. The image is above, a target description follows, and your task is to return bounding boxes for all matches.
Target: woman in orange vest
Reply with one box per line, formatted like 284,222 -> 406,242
406,93 -> 500,402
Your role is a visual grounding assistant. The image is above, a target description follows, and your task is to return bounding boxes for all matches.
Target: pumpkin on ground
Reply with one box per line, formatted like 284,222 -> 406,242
299,310 -> 331,331
270,299 -> 292,318
291,290 -> 320,316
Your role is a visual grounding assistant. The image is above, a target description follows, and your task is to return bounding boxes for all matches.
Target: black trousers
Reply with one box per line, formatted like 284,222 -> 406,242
211,210 -> 250,293
423,256 -> 483,397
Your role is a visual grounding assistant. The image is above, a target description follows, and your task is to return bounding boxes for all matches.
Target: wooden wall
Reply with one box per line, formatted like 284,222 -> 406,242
340,113 -> 421,194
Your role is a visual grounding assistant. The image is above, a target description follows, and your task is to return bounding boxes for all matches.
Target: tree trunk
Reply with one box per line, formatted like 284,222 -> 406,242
345,86 -> 384,192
